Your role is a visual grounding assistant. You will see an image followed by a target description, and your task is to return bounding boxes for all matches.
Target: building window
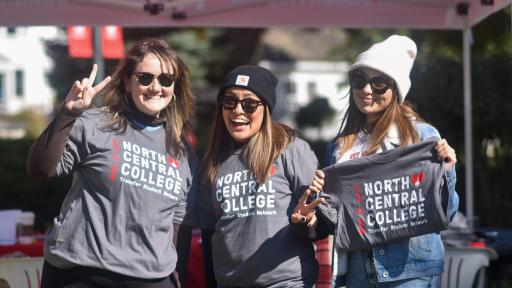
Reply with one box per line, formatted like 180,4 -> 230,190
0,73 -> 4,101
15,70 -> 24,97
307,81 -> 317,96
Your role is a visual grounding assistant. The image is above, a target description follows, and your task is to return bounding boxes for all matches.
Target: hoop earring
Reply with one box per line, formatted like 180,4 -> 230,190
171,93 -> 176,102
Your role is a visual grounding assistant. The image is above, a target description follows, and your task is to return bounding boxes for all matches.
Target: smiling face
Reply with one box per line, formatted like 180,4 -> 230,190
125,53 -> 175,116
221,87 -> 265,143
351,68 -> 395,122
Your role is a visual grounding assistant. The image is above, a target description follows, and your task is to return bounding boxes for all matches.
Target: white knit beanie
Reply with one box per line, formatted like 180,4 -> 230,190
350,35 -> 417,102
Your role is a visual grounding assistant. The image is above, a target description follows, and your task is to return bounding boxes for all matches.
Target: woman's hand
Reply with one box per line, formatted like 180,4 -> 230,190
291,170 -> 325,227
64,64 -> 111,113
436,139 -> 457,170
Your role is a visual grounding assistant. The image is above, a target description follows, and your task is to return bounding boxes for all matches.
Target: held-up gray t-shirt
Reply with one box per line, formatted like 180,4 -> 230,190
320,139 -> 451,252
200,138 -> 319,287
43,109 -> 198,278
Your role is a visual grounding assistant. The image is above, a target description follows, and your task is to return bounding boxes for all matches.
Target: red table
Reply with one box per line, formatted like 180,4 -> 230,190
0,240 -> 44,257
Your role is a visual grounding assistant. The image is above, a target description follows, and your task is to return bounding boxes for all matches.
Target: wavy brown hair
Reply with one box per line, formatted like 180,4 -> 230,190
101,38 -> 195,157
336,82 -> 423,158
203,102 -> 296,186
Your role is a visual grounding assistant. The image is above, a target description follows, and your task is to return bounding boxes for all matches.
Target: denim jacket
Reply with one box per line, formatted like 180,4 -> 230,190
324,122 -> 459,282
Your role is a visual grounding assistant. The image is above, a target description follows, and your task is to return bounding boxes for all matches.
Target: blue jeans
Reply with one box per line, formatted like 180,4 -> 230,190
344,249 -> 441,288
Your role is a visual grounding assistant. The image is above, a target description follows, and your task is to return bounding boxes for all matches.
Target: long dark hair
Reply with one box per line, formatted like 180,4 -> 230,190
203,100 -> 296,186
336,80 -> 423,158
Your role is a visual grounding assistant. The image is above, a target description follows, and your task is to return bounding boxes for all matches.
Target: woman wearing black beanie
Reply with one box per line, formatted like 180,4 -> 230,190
199,65 -> 326,287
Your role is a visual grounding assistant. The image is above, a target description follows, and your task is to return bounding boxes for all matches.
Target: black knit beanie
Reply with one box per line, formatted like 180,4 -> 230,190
217,65 -> 278,113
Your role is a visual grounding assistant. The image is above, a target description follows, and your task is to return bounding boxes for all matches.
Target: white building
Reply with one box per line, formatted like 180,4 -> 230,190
260,60 -> 350,140
0,26 -> 60,116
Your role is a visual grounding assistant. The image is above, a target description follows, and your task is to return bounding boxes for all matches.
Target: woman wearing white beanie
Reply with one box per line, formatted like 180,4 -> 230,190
318,35 -> 460,287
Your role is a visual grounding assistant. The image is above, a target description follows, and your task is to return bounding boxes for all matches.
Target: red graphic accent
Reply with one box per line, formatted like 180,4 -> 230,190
109,165 -> 118,181
112,138 -> 121,152
268,165 -> 278,176
166,155 -> 180,168
411,171 -> 426,187
355,192 -> 364,202
111,138 -> 121,180
354,182 -> 366,236
350,152 -> 360,160
357,217 -> 366,235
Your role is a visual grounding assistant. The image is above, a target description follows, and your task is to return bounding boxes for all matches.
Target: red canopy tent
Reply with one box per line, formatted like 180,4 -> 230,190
0,0 -> 510,224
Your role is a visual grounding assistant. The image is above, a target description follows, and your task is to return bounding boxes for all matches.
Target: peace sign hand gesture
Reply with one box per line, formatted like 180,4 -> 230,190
291,170 -> 325,228
64,64 -> 111,114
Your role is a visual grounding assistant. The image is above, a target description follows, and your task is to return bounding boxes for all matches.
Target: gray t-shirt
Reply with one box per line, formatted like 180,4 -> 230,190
44,108 -> 198,278
320,139 -> 450,252
200,138 -> 319,287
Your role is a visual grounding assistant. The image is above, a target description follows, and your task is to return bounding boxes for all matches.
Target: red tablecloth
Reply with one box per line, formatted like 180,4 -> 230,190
0,240 -> 44,257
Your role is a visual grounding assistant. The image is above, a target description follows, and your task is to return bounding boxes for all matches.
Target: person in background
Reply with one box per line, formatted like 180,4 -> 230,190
200,65 -> 326,287
27,38 -> 198,288
318,35 -> 459,288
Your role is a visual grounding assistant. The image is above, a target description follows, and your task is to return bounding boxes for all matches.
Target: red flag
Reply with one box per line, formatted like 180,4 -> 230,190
101,26 -> 125,59
67,26 -> 93,58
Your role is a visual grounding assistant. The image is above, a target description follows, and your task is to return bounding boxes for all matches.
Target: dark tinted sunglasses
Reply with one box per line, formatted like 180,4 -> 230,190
221,96 -> 263,113
349,70 -> 394,95
134,72 -> 175,87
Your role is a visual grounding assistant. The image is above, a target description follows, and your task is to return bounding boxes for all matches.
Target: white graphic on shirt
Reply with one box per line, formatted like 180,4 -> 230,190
114,140 -> 183,201
215,168 -> 277,219
339,138 -> 428,235
360,173 -> 427,235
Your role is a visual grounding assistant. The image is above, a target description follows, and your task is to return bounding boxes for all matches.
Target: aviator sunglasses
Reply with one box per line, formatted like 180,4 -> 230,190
349,70 -> 394,95
221,96 -> 263,113
134,72 -> 175,88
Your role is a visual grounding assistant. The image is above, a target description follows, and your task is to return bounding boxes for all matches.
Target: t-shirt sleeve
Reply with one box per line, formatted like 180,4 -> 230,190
27,108 -> 88,178
198,181 -> 218,230
283,138 -> 319,201
174,144 -> 201,226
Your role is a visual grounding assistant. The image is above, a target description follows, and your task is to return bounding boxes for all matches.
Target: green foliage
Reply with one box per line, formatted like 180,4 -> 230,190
295,97 -> 336,129
306,139 -> 330,168
0,139 -> 70,231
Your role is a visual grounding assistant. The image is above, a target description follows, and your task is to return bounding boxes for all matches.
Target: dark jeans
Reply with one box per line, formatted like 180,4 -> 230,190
41,260 -> 177,288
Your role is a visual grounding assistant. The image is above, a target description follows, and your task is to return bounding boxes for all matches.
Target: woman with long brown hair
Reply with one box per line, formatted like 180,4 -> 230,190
27,38 -> 198,287
319,35 -> 459,288
200,65 -> 325,287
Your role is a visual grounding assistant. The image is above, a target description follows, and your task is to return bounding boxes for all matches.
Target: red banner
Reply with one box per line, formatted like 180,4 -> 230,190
67,26 -> 93,58
101,26 -> 125,59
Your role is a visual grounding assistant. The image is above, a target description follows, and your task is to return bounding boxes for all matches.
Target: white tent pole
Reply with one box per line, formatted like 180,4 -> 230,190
463,21 -> 474,227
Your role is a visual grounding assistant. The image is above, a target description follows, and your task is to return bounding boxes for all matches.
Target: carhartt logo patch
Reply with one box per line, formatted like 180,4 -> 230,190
235,75 -> 250,86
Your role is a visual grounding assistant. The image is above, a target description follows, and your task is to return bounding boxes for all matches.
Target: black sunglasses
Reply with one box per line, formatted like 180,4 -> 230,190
221,96 -> 263,113
349,70 -> 394,95
134,72 -> 175,88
